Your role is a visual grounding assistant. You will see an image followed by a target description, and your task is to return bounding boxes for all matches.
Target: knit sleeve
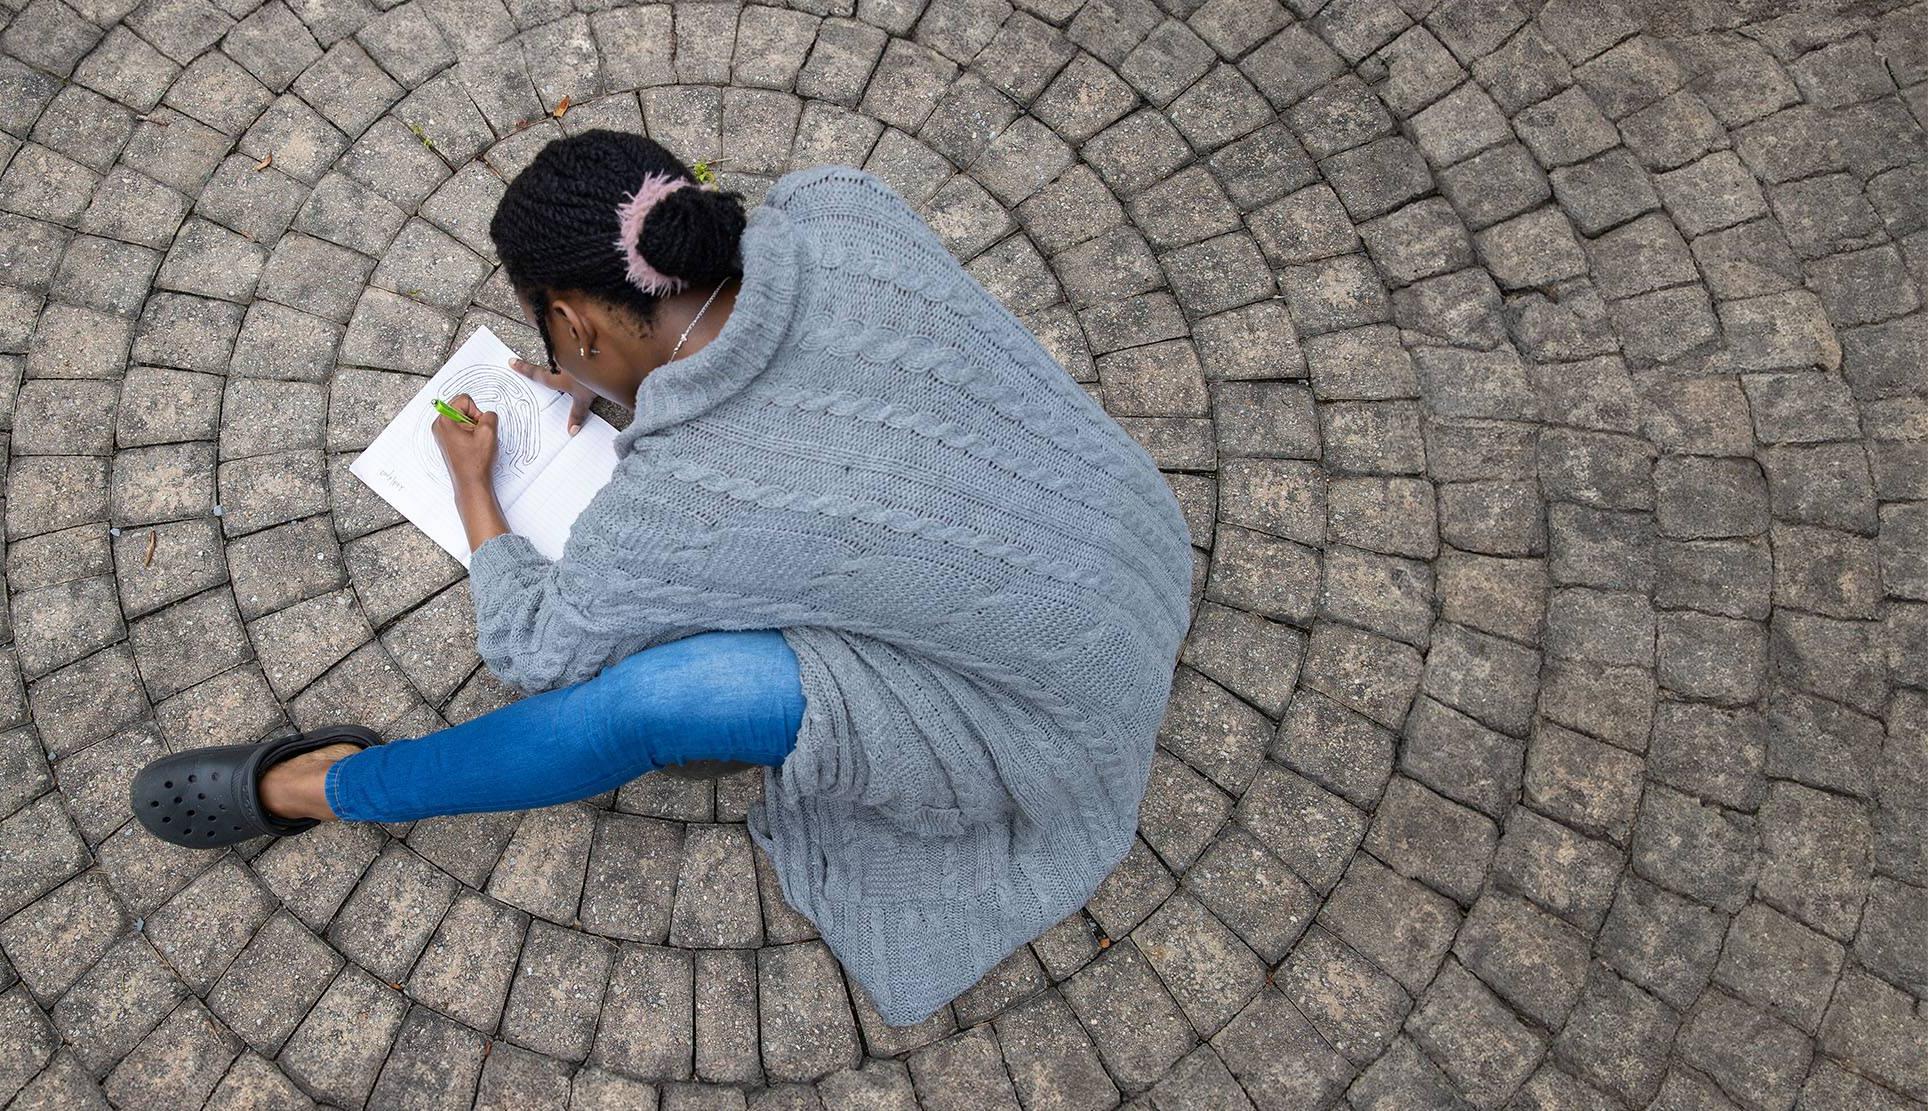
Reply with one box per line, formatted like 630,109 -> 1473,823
466,530 -> 698,694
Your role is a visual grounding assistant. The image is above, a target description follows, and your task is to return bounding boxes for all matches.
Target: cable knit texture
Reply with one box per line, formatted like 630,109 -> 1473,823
468,164 -> 1197,1025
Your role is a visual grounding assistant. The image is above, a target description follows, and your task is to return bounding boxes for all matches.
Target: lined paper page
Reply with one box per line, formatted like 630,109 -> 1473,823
504,417 -> 622,561
350,326 -> 621,568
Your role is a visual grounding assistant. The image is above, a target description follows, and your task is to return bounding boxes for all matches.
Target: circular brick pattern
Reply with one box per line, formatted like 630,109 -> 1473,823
3,0 -> 1927,1107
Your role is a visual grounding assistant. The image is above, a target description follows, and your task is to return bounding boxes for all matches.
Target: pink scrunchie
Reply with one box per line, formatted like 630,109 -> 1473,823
613,170 -> 703,297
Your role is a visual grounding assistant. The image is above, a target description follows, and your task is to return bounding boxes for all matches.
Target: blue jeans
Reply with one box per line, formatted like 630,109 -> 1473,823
322,629 -> 806,823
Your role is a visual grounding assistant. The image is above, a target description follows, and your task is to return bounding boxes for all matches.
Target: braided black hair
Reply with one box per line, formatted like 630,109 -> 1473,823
488,129 -> 748,370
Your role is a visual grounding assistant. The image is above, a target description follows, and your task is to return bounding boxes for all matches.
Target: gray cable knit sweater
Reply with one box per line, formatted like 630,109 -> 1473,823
468,163 -> 1196,1026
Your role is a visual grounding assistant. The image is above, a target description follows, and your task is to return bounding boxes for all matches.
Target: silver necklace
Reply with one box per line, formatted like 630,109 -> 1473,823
670,277 -> 731,362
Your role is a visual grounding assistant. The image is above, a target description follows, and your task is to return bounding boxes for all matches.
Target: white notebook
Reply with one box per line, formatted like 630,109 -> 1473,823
350,326 -> 621,568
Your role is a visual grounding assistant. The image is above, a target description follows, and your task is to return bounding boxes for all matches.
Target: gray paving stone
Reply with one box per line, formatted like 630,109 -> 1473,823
1057,938 -> 1195,1093
48,933 -> 186,1077
486,802 -> 593,923
403,890 -> 526,1034
1399,695 -> 1522,819
474,1039 -> 573,1111
1359,24 -> 1456,117
155,47 -> 275,140
1172,597 -> 1311,721
1131,747 -> 1227,875
1768,171 -> 1886,260
245,584 -> 368,699
323,841 -> 456,985
26,302 -> 135,380
1809,243 -> 1920,326
0,143 -> 101,225
1677,989 -> 1811,1111
6,1044 -> 108,1111
1553,963 -> 1678,1106
1317,852 -> 1460,996
229,302 -> 341,384
117,110 -> 227,197
366,1002 -> 485,1111
1476,207 -> 1589,289
1321,397 -> 1426,476
50,721 -> 165,845
1435,548 -> 1544,643
1358,197 -> 1473,286
1409,957 -> 1546,1106
1180,825 -> 1315,964
1286,75 -> 1394,162
811,1058 -> 913,1110
690,947 -> 763,1084
1596,877 -> 1722,1014
1365,775 -> 1498,904
0,724 -> 52,821
204,908 -> 342,1056
1276,923 -> 1407,1065
399,806 -> 513,890
758,941 -> 860,1083
1818,967 -> 1928,1100
1319,544 -> 1430,644
1756,780 -> 1871,940
150,218 -> 262,304
0,870 -> 126,1006
338,116 -> 453,211
987,986 -> 1116,1110
1209,985 -> 1352,1110
1799,1057 -> 1921,1111
500,918 -> 612,1061
665,822 -> 762,948
27,645 -> 147,759
14,575 -> 124,680
218,515 -> 337,622
101,995 -> 241,1103
216,448 -> 330,538
73,27 -> 180,114
1299,616 -> 1424,731
1415,345 -> 1538,423
111,367 -> 219,454
236,95 -> 347,189
1131,888 -> 1266,1037
904,1024 -> 1019,1110
1788,35 -> 1895,108
51,235 -> 159,317
1494,806 -> 1622,933
128,584 -> 250,701
1418,620 -> 1538,736
105,513 -> 221,617
1771,608 -> 1888,717
1711,901 -> 1842,1034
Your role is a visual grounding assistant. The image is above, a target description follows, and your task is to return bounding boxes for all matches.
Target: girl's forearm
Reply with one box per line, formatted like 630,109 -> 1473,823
453,476 -> 511,553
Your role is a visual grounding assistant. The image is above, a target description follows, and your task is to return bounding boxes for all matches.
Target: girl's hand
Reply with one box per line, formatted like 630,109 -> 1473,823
510,355 -> 596,436
432,393 -> 498,486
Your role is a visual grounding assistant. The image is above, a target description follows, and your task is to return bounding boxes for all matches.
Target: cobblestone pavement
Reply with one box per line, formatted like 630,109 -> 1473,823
2,0 -> 1927,1105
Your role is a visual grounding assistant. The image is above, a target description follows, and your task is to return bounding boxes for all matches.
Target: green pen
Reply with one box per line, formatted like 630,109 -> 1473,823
431,398 -> 474,425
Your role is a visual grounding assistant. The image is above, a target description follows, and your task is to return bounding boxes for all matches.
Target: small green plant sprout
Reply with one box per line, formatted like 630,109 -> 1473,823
692,159 -> 718,186
406,120 -> 438,155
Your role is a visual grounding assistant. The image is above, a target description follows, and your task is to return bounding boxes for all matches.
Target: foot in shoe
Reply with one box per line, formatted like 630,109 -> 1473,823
259,742 -> 362,822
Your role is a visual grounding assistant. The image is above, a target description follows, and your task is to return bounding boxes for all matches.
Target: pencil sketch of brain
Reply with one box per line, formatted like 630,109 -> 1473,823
416,363 -> 545,488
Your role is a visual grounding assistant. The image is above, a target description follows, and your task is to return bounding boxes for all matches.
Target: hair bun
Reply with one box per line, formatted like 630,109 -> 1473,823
638,184 -> 747,288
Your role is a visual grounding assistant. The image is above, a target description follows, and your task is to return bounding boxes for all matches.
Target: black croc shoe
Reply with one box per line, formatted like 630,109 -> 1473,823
129,725 -> 379,848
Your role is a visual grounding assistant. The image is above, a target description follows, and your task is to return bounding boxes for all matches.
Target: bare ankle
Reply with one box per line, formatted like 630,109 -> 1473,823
260,743 -> 360,822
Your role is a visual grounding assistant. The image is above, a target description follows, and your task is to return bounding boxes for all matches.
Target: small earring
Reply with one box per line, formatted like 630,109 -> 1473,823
578,346 -> 586,358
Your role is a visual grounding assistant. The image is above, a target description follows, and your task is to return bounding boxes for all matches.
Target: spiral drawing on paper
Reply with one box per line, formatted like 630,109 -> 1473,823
416,364 -> 545,489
